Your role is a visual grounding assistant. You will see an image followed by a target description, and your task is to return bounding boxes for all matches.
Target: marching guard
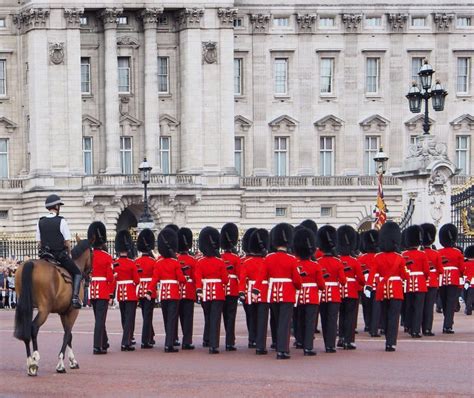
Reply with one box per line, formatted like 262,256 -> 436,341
464,246 -> 474,315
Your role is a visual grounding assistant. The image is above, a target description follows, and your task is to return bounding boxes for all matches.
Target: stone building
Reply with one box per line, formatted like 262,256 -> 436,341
0,0 -> 472,236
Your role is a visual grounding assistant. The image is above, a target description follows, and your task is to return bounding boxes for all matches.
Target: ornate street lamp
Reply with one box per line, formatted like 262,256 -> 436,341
373,147 -> 389,230
374,147 -> 389,175
138,158 -> 153,227
405,59 -> 448,135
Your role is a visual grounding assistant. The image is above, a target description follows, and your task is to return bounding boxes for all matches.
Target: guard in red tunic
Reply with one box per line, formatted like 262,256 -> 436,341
88,222 -> 113,355
220,223 -> 241,351
337,225 -> 365,350
365,222 -> 409,352
437,223 -> 465,333
195,227 -> 229,354
294,227 -> 325,356
239,228 -> 269,355
177,227 -> 197,350
463,246 -> 474,315
135,228 -> 156,349
254,223 -> 301,360
114,230 -> 139,351
420,223 -> 443,335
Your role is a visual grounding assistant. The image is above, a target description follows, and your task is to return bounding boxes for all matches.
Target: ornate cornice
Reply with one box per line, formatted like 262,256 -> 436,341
117,36 -> 140,48
433,13 -> 455,31
217,8 -> 238,28
250,13 -> 270,34
13,8 -> 50,33
342,13 -> 362,32
296,13 -> 316,33
178,8 -> 204,30
140,8 -> 164,28
387,13 -> 408,32
64,8 -> 83,29
99,7 -> 123,29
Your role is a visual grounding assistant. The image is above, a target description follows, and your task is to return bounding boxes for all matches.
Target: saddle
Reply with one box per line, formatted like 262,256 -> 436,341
54,266 -> 73,285
39,251 -> 73,285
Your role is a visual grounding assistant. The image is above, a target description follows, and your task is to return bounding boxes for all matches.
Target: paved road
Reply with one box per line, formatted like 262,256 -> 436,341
0,306 -> 473,397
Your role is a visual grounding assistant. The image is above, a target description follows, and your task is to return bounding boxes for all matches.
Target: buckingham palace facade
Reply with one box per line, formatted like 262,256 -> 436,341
0,0 -> 472,236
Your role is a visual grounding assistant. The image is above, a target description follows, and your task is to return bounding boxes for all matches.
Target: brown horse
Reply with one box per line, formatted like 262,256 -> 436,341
14,237 -> 92,376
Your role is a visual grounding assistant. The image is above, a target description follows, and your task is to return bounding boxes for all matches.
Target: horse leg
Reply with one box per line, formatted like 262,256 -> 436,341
28,310 -> 48,376
62,310 -> 80,370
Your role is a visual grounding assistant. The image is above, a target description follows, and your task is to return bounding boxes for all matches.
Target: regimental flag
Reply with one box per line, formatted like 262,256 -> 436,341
374,173 -> 387,230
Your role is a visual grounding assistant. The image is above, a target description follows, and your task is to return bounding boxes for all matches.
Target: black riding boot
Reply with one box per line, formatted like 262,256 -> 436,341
72,274 -> 82,309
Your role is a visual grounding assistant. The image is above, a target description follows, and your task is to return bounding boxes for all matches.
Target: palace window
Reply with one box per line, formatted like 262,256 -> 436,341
411,17 -> 426,27
0,60 -> 5,96
319,17 -> 335,27
456,136 -> 470,175
80,57 -> 91,94
366,57 -> 380,94
80,16 -> 88,26
457,57 -> 470,94
366,16 -> 382,27
364,136 -> 380,175
82,137 -> 93,175
234,137 -> 244,176
457,17 -> 471,27
275,207 -> 287,217
320,136 -> 334,176
233,18 -> 243,28
274,137 -> 288,176
158,56 -> 169,94
274,58 -> 288,95
273,17 -> 289,27
321,206 -> 333,217
320,58 -> 334,94
411,57 -> 423,86
234,58 -> 243,95
0,139 -> 8,178
0,18 -> 6,28
118,57 -> 130,94
120,136 -> 133,175
158,15 -> 169,25
159,136 -> 170,174
116,16 -> 128,25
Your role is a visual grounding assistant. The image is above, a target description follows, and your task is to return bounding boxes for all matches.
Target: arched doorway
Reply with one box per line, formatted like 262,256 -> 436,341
357,219 -> 373,233
116,205 -> 145,232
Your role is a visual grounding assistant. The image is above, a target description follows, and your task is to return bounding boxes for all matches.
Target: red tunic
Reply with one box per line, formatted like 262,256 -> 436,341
195,257 -> 229,301
358,252 -> 378,289
318,255 -> 346,303
114,256 -> 140,302
255,251 -> 302,304
147,258 -> 186,301
368,252 -> 409,301
422,247 -> 443,288
464,259 -> 474,285
297,259 -> 326,305
339,255 -> 365,299
221,251 -> 241,297
177,253 -> 197,300
239,256 -> 268,304
438,247 -> 465,287
89,249 -> 114,300
403,249 -> 430,293
314,249 -> 325,260
135,255 -> 156,299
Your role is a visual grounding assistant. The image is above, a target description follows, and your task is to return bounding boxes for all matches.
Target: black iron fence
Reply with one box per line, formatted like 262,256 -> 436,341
451,178 -> 474,250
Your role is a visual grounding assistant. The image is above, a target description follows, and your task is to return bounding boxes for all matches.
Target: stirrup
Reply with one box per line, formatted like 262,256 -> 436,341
71,297 -> 82,309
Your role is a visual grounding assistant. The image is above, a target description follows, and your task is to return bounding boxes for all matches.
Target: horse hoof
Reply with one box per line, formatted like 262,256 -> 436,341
69,363 -> 79,370
56,367 -> 66,374
28,365 -> 38,377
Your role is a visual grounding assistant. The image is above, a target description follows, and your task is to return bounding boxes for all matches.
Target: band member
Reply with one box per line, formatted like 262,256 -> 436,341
318,225 -> 346,353
438,224 -> 465,333
239,228 -> 269,355
365,222 -> 408,352
195,227 -> 229,354
177,227 -> 197,350
337,225 -> 365,350
294,227 -> 325,356
114,230 -> 139,351
146,228 -> 186,352
88,221 -> 113,355
220,223 -> 241,351
402,225 -> 430,338
254,223 -> 301,360
135,228 -> 156,349
464,246 -> 474,315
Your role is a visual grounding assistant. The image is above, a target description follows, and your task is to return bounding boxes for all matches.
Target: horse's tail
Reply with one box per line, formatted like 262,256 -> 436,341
14,261 -> 34,341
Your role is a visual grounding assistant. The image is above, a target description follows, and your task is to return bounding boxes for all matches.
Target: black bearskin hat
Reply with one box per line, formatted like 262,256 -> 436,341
465,245 -> 474,259
300,219 -> 318,237
379,221 -> 401,253
362,230 -> 379,253
420,223 -> 436,246
115,230 -> 134,256
405,225 -> 423,249
336,225 -> 356,256
318,225 -> 337,255
439,223 -> 458,248
271,223 -> 294,248
136,228 -> 156,253
242,228 -> 257,255
88,221 -> 107,248
157,228 -> 178,258
294,227 -> 315,260
220,223 -> 239,251
199,226 -> 221,257
249,229 -> 269,256
178,227 -> 193,253
164,224 -> 179,233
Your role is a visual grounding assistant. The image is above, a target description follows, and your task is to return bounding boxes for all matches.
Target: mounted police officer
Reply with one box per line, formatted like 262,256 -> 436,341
35,194 -> 82,309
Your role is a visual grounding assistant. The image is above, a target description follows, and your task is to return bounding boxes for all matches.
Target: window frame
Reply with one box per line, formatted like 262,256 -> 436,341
0,17 -> 6,28
411,16 -> 427,28
159,136 -> 171,174
158,56 -> 170,94
82,136 -> 93,175
365,16 -> 382,28
234,58 -> 243,96
365,57 -> 380,95
273,57 -> 289,96
319,136 -> 335,176
363,136 -> 380,176
233,18 -> 243,28
319,16 -> 336,28
120,136 -> 133,175
273,17 -> 290,28
411,57 -> 424,87
0,138 -> 9,178
0,59 -> 6,97
456,16 -> 472,28
320,57 -> 335,95
274,136 -> 289,176
234,137 -> 244,176
455,135 -> 470,175
117,56 -> 131,94
80,57 -> 91,95
456,57 -> 471,95
79,16 -> 88,26
116,16 -> 128,25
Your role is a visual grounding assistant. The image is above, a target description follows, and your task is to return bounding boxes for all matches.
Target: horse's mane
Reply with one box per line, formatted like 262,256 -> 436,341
71,240 -> 90,260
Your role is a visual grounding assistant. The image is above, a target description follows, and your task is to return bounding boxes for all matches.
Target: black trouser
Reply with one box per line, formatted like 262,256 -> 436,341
314,305 -> 320,332
201,301 -> 210,345
439,285 -> 461,330
248,303 -> 258,345
271,302 -> 294,353
400,298 -> 406,327
202,300 -> 224,349
119,301 -> 136,347
422,287 -> 438,332
296,304 -> 318,351
140,298 -> 155,345
405,292 -> 425,335
161,299 -> 179,348
256,303 -> 269,351
436,290 -> 443,312
91,299 -> 108,349
339,298 -> 358,344
270,306 -> 277,346
179,299 -> 195,345
370,292 -> 381,335
465,287 -> 473,315
243,303 -> 253,343
55,251 -> 81,276
223,296 -> 238,346
320,302 -> 340,349
361,291 -> 371,330
381,299 -> 402,347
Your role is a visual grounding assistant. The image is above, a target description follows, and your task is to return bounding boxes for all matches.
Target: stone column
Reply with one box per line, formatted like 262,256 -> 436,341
178,8 -> 204,174
100,8 -> 122,174
141,8 -> 162,170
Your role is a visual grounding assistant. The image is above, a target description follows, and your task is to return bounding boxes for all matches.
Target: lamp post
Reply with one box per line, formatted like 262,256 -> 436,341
138,157 -> 154,229
373,147 -> 389,229
374,147 -> 389,176
405,59 -> 448,135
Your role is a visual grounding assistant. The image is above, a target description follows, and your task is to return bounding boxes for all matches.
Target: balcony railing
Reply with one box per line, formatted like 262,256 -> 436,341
82,174 -> 201,187
0,179 -> 24,189
240,175 -> 401,187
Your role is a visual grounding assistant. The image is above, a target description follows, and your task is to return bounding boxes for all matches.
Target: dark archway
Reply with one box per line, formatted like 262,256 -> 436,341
116,207 -> 141,232
358,220 -> 373,233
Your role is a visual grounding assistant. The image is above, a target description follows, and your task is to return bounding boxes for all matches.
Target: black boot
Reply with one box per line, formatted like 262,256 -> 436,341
71,274 -> 82,309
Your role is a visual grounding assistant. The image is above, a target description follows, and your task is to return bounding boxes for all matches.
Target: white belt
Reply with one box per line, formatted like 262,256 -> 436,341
140,278 -> 152,282
325,282 -> 339,286
388,276 -> 401,281
202,279 -> 222,302
228,275 -> 238,279
410,271 -> 424,276
117,280 -> 133,285
301,283 -> 317,288
203,279 -> 222,283
160,279 -> 178,284
91,277 -> 106,281
443,266 -> 457,271
269,278 -> 292,283
346,278 -> 356,282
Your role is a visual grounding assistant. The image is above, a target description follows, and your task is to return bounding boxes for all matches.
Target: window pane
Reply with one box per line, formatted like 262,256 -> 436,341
366,17 -> 381,27
412,17 -> 426,27
160,137 -> 170,174
411,57 -> 423,86
0,60 -> 5,96
234,58 -> 242,95
274,17 -> 289,27
274,58 -> 288,94
118,57 -> 130,93
320,58 -> 334,93
158,57 -> 169,93
0,139 -> 7,178
366,58 -> 379,93
320,17 -> 334,27
81,58 -> 90,94
457,58 -> 469,93
320,137 -> 333,176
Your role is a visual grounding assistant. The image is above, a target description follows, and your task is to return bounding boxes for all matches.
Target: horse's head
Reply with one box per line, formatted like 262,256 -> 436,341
71,239 -> 92,276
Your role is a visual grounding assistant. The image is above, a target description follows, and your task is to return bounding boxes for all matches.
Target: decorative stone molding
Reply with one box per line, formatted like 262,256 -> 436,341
117,36 -> 140,48
407,135 -> 448,161
217,8 -> 238,28
13,8 -> 50,33
250,14 -> 271,34
159,114 -> 180,132
64,8 -> 83,28
359,114 -> 390,132
139,7 -> 164,28
202,41 -> 217,64
82,114 -> 101,132
296,13 -> 316,33
269,115 -> 299,132
120,114 -> 142,132
450,114 -> 474,130
0,117 -> 18,134
314,115 -> 344,132
178,8 -> 204,30
119,96 -> 130,116
405,114 -> 435,131
234,115 -> 253,132
49,42 -> 65,65
99,8 -> 123,29
433,13 -> 454,31
387,13 -> 408,32
342,13 -> 362,32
